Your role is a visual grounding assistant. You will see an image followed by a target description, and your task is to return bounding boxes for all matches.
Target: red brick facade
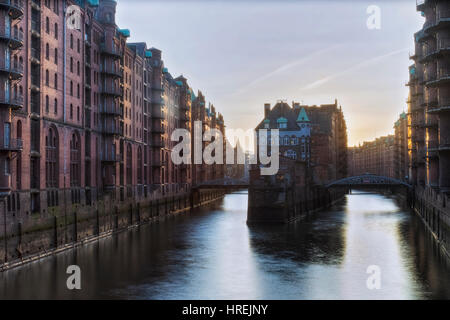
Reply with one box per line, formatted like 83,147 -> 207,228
0,0 -> 225,223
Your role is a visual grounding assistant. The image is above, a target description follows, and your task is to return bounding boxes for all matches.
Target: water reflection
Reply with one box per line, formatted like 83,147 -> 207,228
0,191 -> 449,299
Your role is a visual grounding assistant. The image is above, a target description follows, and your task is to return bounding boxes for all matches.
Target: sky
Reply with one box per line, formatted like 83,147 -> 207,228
116,0 -> 424,148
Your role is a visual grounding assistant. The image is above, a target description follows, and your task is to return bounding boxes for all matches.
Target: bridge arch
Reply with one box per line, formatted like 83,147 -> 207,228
326,174 -> 412,189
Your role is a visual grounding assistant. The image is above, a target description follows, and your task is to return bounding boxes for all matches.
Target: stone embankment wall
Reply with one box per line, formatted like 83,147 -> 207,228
412,186 -> 450,261
0,189 -> 224,271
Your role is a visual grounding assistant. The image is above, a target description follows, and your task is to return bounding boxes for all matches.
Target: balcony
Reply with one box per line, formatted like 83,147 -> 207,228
100,44 -> 122,59
0,138 -> 22,152
31,19 -> 40,37
428,97 -> 450,114
100,64 -> 122,78
31,47 -> 40,64
101,126 -> 123,136
424,10 -> 450,34
101,86 -> 123,97
0,94 -> 23,109
0,28 -> 24,49
437,10 -> 450,24
438,38 -> 450,52
100,104 -> 123,117
439,137 -> 450,151
0,0 -> 24,20
426,69 -> 450,87
0,61 -> 23,80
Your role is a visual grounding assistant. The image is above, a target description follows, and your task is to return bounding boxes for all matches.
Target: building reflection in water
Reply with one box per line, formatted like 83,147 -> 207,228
0,191 -> 449,299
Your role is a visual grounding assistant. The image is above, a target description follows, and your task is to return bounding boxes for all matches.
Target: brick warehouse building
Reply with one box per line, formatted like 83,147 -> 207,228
0,0 -> 226,263
409,0 -> 450,192
347,135 -> 395,178
254,100 -> 348,185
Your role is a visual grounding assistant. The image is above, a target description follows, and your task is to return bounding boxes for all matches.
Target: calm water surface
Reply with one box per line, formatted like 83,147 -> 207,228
1,191 -> 450,299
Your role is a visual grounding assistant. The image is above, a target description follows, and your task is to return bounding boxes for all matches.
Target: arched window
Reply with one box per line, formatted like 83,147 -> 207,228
284,150 -> 297,160
46,126 -> 59,188
45,43 -> 49,60
54,48 -> 58,64
46,17 -> 50,33
70,132 -> 81,187
70,34 -> 73,49
137,146 -> 142,185
126,144 -> 132,186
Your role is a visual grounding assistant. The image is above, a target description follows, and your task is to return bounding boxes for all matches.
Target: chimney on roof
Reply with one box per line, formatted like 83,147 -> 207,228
264,103 -> 271,118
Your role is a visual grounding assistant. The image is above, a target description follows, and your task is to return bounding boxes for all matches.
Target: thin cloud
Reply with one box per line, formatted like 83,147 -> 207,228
233,45 -> 340,96
302,47 -> 409,90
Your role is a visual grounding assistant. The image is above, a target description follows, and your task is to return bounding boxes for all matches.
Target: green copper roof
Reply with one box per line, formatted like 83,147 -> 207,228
86,0 -> 99,6
163,67 -> 168,73
145,50 -> 152,58
175,81 -> 183,86
277,117 -> 288,123
400,112 -> 407,119
263,119 -> 270,124
297,108 -> 310,122
119,29 -> 130,38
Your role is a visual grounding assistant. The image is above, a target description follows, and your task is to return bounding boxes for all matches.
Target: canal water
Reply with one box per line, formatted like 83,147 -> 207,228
1,191 -> 450,299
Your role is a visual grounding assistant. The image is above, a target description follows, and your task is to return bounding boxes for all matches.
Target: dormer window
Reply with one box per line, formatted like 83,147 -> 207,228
277,117 -> 288,129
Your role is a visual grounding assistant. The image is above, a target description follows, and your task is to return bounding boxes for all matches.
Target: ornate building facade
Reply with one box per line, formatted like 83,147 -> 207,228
255,100 -> 347,185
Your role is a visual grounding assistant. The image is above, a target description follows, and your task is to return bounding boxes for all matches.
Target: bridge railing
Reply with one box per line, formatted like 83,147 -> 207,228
326,174 -> 412,189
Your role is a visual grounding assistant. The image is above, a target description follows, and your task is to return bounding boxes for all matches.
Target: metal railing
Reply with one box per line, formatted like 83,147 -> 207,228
100,64 -> 122,77
0,138 -> 23,151
0,28 -> 23,43
31,47 -> 40,60
437,10 -> 450,22
100,104 -> 123,116
0,94 -> 23,106
100,44 -> 122,57
438,38 -> 450,50
31,20 -> 40,34
101,86 -> 123,96
0,0 -> 24,10
0,61 -> 23,74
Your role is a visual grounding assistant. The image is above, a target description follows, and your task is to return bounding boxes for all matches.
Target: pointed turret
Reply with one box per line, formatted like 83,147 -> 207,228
297,108 -> 310,122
